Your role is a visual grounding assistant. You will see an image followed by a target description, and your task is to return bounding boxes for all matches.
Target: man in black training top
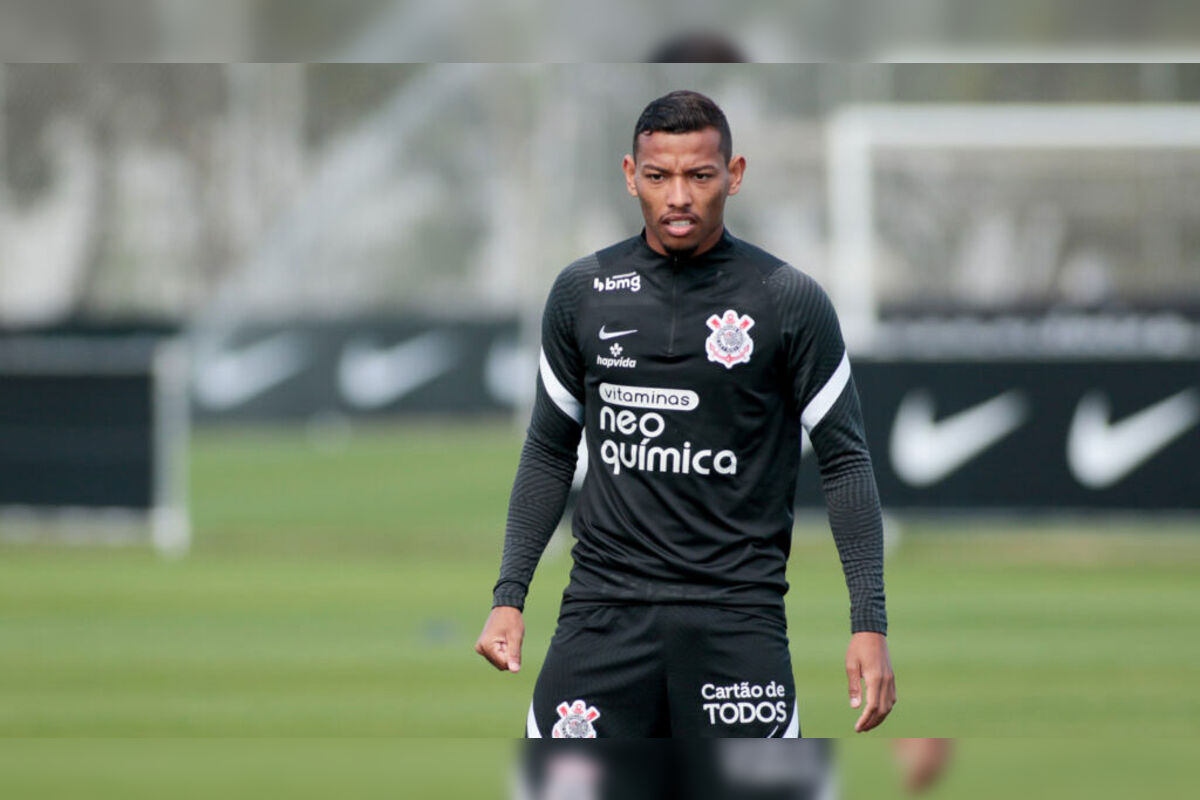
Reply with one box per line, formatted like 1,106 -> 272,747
475,90 -> 895,738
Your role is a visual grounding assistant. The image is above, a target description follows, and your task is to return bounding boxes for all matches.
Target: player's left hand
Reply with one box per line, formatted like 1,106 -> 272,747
846,631 -> 896,733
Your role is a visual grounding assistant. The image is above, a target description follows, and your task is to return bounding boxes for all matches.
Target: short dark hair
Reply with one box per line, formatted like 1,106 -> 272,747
632,90 -> 732,163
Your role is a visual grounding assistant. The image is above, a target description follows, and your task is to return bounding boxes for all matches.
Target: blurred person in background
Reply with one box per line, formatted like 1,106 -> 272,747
515,738 -> 953,797
646,31 -> 748,62
476,90 -> 894,737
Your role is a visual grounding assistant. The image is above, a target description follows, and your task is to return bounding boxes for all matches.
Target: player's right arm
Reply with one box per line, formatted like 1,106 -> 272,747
475,265 -> 586,673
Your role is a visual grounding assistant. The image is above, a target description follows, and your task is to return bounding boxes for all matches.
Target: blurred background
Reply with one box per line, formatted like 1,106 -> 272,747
3,0 -> 1200,60
0,39 -> 1199,800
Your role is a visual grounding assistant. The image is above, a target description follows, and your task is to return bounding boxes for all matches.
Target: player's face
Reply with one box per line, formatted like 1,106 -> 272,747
623,127 -> 745,257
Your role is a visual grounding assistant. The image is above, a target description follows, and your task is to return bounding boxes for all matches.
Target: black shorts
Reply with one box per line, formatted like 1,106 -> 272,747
527,603 -> 799,738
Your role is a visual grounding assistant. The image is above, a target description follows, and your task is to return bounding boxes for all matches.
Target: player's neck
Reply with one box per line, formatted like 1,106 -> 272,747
641,226 -> 729,261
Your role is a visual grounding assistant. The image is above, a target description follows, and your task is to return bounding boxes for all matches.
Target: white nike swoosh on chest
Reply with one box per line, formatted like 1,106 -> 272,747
194,333 -> 309,410
890,389 -> 1029,487
598,326 -> 637,340
1067,388 -> 1200,489
338,331 -> 458,408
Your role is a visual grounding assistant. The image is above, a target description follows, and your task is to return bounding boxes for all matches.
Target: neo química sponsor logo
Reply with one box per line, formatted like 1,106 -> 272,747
597,405 -> 736,477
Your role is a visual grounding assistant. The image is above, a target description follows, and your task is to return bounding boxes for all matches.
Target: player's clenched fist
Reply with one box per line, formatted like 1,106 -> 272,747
474,605 -> 524,673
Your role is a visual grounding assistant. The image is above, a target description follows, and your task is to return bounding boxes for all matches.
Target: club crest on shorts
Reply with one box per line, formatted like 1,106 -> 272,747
705,309 -> 755,369
552,699 -> 601,738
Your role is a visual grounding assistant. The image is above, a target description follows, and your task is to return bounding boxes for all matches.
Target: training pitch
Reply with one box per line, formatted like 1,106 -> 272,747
0,421 -> 1196,796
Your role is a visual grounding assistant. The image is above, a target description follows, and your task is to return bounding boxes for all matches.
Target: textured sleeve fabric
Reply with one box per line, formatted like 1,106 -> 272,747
768,265 -> 888,635
491,262 -> 588,610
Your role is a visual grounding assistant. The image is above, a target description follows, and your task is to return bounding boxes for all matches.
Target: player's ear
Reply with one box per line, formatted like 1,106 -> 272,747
622,154 -> 639,196
726,154 -> 746,196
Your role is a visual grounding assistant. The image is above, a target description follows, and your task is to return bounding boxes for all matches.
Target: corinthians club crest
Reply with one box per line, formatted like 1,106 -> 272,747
705,309 -> 755,369
552,699 -> 601,738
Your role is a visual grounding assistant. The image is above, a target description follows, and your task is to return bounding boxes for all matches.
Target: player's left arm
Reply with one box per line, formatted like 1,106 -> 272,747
810,374 -> 895,734
770,265 -> 895,733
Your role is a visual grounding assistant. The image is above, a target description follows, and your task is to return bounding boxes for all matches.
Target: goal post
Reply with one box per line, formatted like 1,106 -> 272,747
827,104 -> 1200,354
0,336 -> 191,557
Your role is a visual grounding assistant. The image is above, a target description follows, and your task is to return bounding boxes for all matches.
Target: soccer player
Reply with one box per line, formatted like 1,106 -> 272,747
475,90 -> 894,737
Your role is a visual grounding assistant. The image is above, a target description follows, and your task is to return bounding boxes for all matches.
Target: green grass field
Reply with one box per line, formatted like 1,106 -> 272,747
1,421 -> 1197,795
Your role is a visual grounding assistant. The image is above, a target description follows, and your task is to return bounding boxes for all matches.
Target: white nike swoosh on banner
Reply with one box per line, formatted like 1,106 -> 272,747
598,326 -> 637,340
194,333 -> 309,410
891,389 -> 1029,487
1067,388 -> 1200,489
483,338 -> 536,408
338,332 -> 457,409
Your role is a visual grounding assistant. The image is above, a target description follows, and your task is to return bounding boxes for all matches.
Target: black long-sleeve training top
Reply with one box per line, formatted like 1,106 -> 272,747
492,228 -> 887,634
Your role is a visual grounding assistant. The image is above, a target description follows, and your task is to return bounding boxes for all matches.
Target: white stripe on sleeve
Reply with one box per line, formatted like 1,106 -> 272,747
800,350 -> 851,433
539,347 -> 584,424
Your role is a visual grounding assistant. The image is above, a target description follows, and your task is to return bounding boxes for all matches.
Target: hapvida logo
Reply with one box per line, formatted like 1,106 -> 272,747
596,353 -> 637,369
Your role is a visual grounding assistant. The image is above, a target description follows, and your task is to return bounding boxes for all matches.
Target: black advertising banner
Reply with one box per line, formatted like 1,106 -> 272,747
0,346 -> 157,510
190,318 -> 523,420
6,321 -> 1195,510
796,359 -> 1200,510
0,373 -> 155,508
186,318 -> 1199,510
